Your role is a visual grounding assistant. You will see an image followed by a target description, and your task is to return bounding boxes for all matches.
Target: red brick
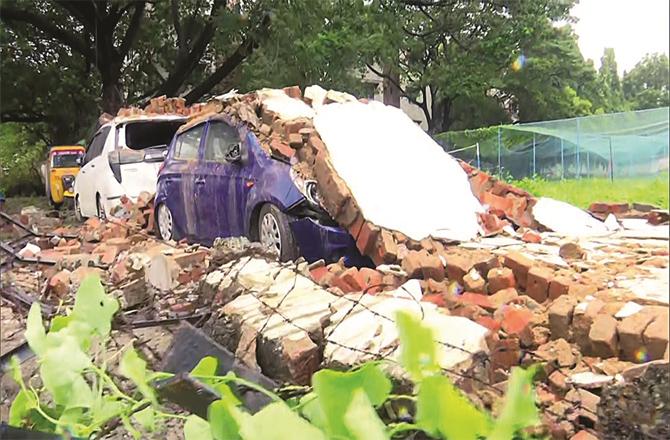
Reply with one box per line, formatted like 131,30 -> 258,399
173,250 -> 208,268
468,172 -> 493,198
572,298 -> 606,353
473,256 -> 500,278
347,214 -> 365,240
521,230 -> 541,244
526,266 -> 553,303
548,276 -> 571,300
401,250 -> 424,278
476,316 -> 502,333
281,335 -> 319,386
589,314 -> 619,358
282,85 -> 302,99
309,266 -> 329,284
643,311 -> 669,360
463,269 -> 486,293
503,252 -> 533,289
422,293 -> 447,308
48,270 -> 71,298
100,246 -> 120,266
459,292 -> 494,310
488,336 -> 521,373
589,202 -> 629,214
373,230 -> 397,265
571,430 -> 599,440
445,255 -> 470,284
420,252 -> 445,281
268,137 -> 294,160
488,287 -> 519,309
355,222 -> 380,256
478,212 -> 508,235
482,192 -> 513,214
487,267 -> 516,293
357,267 -> 383,294
548,296 -> 578,340
340,267 -> 365,292
502,307 -> 533,338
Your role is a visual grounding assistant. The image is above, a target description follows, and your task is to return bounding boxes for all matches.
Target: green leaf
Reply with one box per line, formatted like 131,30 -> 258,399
312,363 -> 391,439
9,389 -> 36,426
49,315 -> 71,333
8,356 -> 25,387
215,383 -> 242,407
119,347 -> 157,404
70,274 -> 119,338
298,393 -> 325,430
39,331 -> 93,408
489,366 -> 540,440
208,396 -> 250,440
25,303 -> 46,356
91,396 -> 125,426
239,402 -> 326,440
133,407 -> 156,432
191,356 -> 218,376
184,415 -> 214,440
344,389 -> 388,440
395,310 -> 441,382
416,375 -> 491,440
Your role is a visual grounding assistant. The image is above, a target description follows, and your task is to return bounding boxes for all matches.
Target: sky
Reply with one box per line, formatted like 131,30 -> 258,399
571,0 -> 669,74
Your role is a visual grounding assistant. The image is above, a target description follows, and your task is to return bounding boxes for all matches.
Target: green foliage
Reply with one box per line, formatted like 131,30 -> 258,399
0,123 -> 47,196
623,53 -> 670,110
10,277 -> 543,440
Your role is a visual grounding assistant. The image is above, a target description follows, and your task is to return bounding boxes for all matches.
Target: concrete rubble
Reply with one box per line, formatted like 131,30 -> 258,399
1,85 -> 669,439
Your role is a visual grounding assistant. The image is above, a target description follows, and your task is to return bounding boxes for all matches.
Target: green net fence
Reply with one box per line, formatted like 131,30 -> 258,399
435,107 -> 670,180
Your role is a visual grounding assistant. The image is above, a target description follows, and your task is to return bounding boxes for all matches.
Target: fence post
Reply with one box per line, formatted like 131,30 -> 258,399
560,137 -> 565,180
608,136 -> 614,182
497,127 -> 502,178
532,133 -> 536,176
576,117 -> 581,179
476,142 -> 481,169
586,151 -> 590,178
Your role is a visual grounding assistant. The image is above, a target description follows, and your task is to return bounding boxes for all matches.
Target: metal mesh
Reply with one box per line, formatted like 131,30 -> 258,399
436,107 -> 670,180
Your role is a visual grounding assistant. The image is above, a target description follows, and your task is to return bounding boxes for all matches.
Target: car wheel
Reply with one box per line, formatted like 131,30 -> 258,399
258,204 -> 299,261
74,196 -> 84,222
156,203 -> 180,241
96,194 -> 107,221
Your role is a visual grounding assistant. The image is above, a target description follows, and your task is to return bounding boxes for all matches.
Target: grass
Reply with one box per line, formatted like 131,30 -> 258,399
511,174 -> 669,210
2,196 -> 50,215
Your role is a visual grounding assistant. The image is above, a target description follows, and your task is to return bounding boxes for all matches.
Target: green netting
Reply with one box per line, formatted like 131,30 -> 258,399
435,107 -> 670,180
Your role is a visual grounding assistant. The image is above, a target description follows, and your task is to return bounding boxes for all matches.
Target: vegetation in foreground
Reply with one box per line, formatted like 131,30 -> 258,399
9,276 -> 541,439
511,175 -> 669,210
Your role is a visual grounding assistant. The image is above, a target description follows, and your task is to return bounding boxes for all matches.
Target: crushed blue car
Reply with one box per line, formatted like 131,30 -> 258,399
154,114 -> 370,265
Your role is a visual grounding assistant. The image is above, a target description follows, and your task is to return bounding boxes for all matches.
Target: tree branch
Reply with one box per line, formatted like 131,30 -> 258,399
152,0 -> 227,98
170,0 -> 184,53
366,63 -> 424,109
53,0 -> 96,33
184,12 -> 271,103
1,111 -> 47,123
0,4 -> 92,59
118,1 -> 146,58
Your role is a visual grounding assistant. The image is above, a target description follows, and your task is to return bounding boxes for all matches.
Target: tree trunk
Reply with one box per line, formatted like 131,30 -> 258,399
382,64 -> 401,108
429,97 -> 453,134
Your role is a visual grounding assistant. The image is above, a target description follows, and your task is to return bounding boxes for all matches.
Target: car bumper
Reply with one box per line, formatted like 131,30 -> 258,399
289,218 -> 372,266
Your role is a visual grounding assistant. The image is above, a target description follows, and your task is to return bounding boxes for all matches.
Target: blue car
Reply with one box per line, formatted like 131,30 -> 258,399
154,114 -> 369,265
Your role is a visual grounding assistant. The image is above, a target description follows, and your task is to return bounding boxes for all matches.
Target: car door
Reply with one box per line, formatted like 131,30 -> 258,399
77,126 -> 110,216
195,120 -> 247,243
170,124 -> 205,239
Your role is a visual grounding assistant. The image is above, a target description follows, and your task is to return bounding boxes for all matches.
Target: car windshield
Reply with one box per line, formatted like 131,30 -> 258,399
52,151 -> 83,168
125,120 -> 185,150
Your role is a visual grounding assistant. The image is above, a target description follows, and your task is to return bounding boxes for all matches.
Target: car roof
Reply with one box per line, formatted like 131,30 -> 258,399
50,145 -> 84,151
175,112 -> 230,135
104,114 -> 188,127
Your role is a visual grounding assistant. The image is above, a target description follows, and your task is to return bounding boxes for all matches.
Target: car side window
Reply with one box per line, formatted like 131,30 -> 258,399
203,121 -> 240,162
173,125 -> 204,160
84,127 -> 110,164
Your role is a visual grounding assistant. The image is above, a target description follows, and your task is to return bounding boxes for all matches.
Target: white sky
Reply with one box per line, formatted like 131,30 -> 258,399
571,0 -> 669,74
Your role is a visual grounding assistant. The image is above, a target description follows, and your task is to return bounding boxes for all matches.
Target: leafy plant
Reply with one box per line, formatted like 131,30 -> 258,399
9,276 -> 543,439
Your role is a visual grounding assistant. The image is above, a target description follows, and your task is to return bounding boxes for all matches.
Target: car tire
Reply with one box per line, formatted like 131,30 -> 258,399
74,196 -> 84,222
156,203 -> 180,242
258,204 -> 299,262
96,194 -> 107,221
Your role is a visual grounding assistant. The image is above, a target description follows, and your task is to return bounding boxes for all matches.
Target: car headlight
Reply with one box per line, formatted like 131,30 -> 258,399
290,168 -> 322,207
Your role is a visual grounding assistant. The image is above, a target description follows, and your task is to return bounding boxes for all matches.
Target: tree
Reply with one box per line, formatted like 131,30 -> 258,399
501,25 -> 598,122
623,53 -> 670,110
1,0 -> 272,122
363,0 -> 575,133
593,47 -> 627,112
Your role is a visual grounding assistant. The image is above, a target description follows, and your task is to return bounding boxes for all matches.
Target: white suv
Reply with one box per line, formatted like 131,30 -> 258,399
74,114 -> 186,219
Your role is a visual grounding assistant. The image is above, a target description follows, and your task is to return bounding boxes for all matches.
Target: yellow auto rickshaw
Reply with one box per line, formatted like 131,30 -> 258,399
44,145 -> 85,209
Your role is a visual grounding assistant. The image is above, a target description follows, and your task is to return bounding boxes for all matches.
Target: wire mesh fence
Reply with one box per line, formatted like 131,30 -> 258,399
436,107 -> 670,181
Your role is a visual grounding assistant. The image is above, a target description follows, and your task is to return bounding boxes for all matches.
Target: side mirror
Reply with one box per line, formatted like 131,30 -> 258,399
226,143 -> 242,163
